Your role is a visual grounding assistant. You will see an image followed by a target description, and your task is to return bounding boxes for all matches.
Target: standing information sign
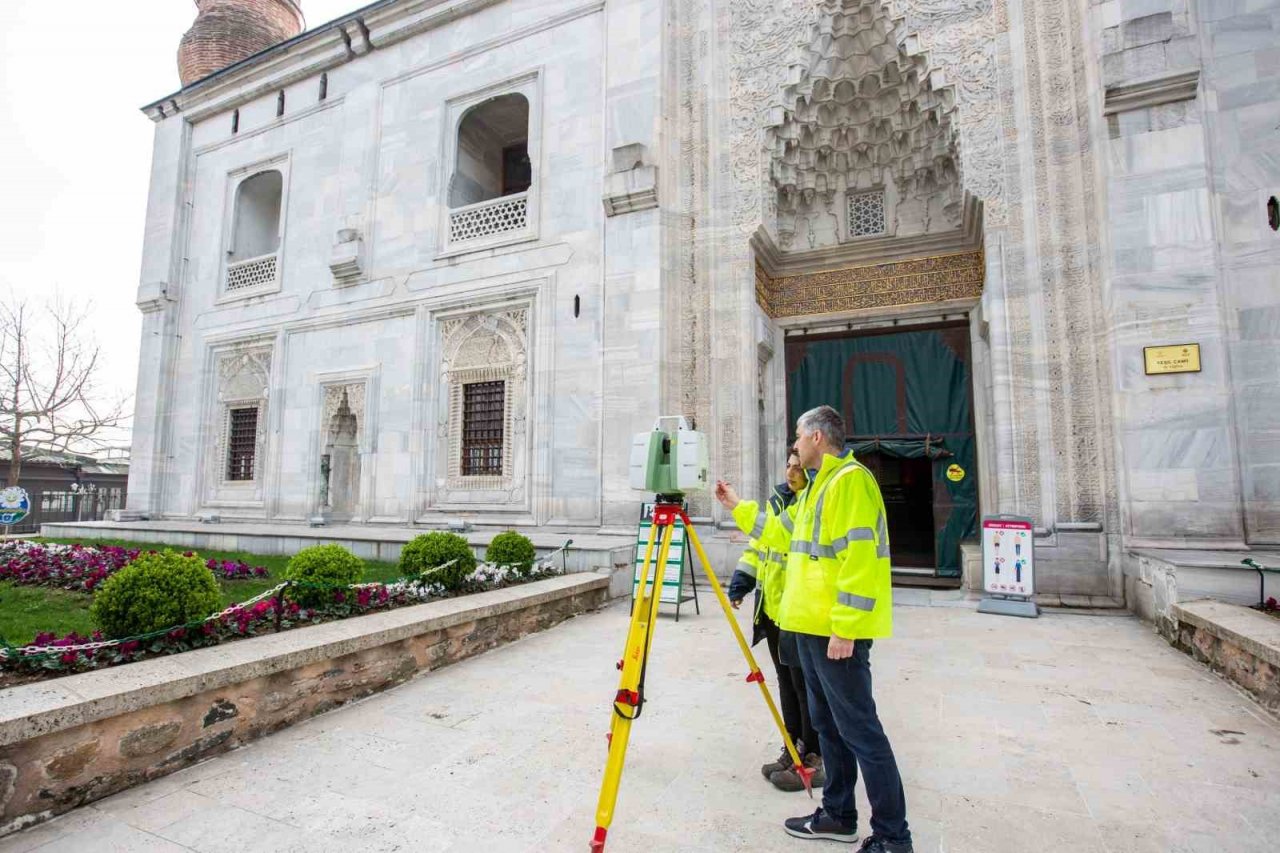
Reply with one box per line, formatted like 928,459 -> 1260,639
632,502 -> 700,621
976,514 -> 1039,618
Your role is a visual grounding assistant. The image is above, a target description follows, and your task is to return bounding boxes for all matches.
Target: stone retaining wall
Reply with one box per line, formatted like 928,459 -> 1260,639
1170,599 -> 1280,715
0,574 -> 608,836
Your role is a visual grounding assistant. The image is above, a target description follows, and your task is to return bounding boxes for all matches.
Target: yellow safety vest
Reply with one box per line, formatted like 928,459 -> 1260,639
776,451 -> 893,639
731,488 -> 791,621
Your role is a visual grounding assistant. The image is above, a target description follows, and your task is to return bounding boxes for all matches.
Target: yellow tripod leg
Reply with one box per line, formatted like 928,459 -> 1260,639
590,519 -> 676,852
683,522 -> 812,796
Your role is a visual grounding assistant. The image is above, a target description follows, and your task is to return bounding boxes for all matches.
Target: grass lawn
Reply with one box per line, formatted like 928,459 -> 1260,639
0,538 -> 404,646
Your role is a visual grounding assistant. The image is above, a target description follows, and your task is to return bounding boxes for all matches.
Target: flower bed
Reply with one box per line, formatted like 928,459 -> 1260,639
0,541 -> 270,594
0,541 -> 139,592
206,558 -> 269,581
1,556 -> 564,681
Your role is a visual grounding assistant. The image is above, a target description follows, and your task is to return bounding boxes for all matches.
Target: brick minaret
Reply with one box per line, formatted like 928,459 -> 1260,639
178,0 -> 305,86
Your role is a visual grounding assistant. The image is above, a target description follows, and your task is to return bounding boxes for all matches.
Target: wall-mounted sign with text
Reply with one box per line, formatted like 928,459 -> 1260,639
1144,343 -> 1201,375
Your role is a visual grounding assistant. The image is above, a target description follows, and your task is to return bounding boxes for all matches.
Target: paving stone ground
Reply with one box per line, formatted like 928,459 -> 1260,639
3,596 -> 1278,852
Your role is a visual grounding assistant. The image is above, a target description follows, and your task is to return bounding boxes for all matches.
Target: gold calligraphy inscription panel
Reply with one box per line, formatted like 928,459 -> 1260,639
755,250 -> 984,318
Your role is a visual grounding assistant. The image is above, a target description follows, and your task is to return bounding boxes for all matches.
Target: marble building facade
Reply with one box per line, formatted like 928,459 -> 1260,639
121,0 -> 1280,604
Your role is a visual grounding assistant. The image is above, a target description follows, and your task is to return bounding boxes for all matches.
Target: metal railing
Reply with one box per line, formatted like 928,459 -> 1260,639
1242,558 -> 1280,610
3,488 -> 127,534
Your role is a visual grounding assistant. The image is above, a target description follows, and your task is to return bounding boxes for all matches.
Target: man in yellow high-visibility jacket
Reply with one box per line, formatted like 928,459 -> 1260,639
718,405 -> 912,852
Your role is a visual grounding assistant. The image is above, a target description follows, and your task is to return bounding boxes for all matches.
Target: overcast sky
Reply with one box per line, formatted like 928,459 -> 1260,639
0,0 -> 359,449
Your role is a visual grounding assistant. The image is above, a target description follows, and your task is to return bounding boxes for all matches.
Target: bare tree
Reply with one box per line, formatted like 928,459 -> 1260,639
0,295 -> 128,486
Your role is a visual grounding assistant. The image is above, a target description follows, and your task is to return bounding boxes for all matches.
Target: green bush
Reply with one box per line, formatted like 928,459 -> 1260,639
90,550 -> 222,639
284,544 -> 364,607
400,532 -> 475,590
485,531 -> 537,577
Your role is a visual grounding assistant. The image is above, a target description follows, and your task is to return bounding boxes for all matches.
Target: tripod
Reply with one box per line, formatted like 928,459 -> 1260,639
589,498 -> 812,852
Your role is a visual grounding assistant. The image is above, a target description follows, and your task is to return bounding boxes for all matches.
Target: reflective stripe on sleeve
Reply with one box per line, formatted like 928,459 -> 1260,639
875,511 -> 890,559
736,559 -> 759,578
749,511 -> 767,539
779,511 -> 794,533
829,526 -> 875,555
837,591 -> 876,612
792,539 -> 837,559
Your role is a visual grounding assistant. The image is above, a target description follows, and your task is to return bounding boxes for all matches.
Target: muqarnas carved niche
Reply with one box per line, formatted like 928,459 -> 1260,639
765,0 -> 964,250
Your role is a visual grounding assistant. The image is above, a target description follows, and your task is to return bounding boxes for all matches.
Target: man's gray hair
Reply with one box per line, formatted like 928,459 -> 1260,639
798,405 -> 845,449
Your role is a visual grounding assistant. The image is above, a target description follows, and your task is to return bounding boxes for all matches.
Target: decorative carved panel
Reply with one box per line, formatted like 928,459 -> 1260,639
211,345 -> 272,496
755,250 -> 983,318
438,308 -> 529,495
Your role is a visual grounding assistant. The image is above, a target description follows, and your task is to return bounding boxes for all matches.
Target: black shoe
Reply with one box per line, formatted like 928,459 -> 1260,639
859,835 -> 913,853
783,808 -> 858,843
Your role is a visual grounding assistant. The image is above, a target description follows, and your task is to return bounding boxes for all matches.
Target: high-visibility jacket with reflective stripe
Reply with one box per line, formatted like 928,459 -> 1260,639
729,485 -> 794,621
777,451 -> 892,639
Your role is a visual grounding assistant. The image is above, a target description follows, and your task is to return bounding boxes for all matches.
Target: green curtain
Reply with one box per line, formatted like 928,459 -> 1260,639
787,328 -> 976,575
846,438 -> 952,460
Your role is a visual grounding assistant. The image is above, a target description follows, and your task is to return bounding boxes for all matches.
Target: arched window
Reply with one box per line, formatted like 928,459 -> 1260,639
448,93 -> 531,209
230,170 -> 283,263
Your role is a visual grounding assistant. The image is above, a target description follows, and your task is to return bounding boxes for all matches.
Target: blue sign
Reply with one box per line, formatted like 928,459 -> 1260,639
0,487 -> 31,525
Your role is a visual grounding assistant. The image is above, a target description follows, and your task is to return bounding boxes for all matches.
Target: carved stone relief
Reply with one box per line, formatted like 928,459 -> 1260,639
319,383 -> 365,521
211,345 -> 272,497
756,250 -> 984,317
764,0 -> 965,251
437,307 -> 529,498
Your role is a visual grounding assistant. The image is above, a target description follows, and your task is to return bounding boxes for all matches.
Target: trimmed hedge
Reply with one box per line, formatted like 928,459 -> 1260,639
400,532 -> 475,591
284,544 -> 364,607
90,550 -> 222,639
486,531 -> 537,577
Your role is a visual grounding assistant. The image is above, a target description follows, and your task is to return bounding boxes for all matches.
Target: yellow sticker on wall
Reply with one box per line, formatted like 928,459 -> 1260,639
946,463 -> 966,482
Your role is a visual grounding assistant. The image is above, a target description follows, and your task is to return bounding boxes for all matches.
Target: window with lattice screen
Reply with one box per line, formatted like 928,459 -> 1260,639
847,190 -> 886,238
225,407 -> 259,482
461,381 -> 505,477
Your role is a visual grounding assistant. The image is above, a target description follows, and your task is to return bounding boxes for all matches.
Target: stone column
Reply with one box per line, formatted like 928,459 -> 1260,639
599,0 -> 666,529
1095,0 -> 1247,550
125,112 -> 192,518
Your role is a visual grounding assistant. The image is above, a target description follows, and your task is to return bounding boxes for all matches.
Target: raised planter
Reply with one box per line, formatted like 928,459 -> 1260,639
1169,599 -> 1280,714
39,519 -> 635,576
1128,548 -> 1280,637
0,573 -> 608,836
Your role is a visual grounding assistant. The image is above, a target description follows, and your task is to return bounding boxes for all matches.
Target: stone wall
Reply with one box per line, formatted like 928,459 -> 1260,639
135,0 -> 618,531
1169,599 -> 1280,714
0,574 -> 608,836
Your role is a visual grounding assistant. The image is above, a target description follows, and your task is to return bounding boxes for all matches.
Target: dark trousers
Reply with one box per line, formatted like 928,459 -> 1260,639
761,615 -> 819,754
794,633 -> 910,844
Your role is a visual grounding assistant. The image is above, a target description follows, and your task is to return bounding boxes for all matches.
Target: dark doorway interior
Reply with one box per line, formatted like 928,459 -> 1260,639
858,453 -> 936,568
785,322 -> 978,577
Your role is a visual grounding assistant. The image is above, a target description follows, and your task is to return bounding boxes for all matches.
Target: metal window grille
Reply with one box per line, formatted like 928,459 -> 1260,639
226,407 -> 259,481
461,381 -> 505,477
847,190 -> 886,238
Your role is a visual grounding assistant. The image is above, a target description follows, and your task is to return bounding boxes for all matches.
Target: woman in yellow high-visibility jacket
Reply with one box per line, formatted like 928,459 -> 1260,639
722,450 -> 823,792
